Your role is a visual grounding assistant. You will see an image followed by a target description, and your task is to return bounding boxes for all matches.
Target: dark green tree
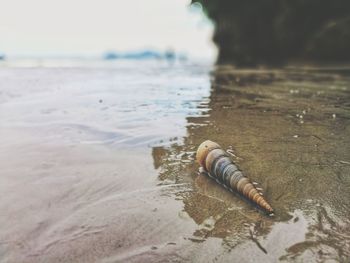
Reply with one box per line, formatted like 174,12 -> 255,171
193,0 -> 350,65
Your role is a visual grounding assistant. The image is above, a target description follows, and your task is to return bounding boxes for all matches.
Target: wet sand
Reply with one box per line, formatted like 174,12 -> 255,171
0,62 -> 349,262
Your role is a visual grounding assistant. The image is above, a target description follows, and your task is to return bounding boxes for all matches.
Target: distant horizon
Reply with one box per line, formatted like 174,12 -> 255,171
0,52 -> 217,65
0,48 -> 186,59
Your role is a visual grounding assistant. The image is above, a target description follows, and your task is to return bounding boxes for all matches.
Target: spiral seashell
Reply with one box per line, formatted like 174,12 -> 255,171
196,140 -> 274,214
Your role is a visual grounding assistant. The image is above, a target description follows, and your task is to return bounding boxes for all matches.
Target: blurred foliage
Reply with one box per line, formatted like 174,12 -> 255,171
192,0 -> 350,65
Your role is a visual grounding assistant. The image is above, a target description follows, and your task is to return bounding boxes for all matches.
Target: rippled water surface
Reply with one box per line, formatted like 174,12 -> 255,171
0,61 -> 349,262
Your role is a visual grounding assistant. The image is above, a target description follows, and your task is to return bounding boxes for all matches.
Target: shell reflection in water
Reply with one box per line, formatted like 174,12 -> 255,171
196,140 -> 274,214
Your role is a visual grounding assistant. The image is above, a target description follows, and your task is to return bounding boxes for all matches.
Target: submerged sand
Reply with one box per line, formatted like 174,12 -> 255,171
0,62 -> 349,262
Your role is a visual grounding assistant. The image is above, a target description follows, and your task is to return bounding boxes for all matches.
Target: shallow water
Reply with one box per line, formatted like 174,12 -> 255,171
0,61 -> 349,262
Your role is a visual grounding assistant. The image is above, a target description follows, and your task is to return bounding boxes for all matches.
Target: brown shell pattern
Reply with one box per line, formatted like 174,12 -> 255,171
196,140 -> 274,214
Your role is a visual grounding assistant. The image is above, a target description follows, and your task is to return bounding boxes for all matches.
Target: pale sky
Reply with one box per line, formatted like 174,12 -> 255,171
0,0 -> 217,60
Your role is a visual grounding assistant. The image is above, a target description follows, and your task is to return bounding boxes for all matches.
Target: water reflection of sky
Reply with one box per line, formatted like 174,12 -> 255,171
0,61 -> 212,147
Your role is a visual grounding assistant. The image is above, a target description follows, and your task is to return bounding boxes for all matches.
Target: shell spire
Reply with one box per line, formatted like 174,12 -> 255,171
196,140 -> 274,214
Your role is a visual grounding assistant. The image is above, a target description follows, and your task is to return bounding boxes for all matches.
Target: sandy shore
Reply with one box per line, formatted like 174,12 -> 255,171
1,63 -> 349,262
